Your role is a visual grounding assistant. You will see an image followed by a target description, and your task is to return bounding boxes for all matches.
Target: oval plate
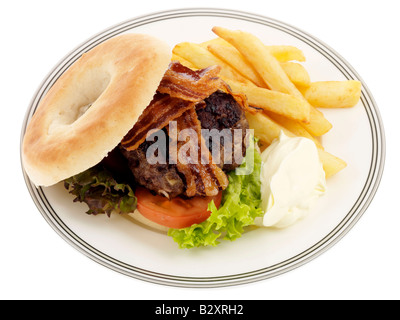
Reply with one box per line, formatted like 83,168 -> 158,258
20,8 -> 385,287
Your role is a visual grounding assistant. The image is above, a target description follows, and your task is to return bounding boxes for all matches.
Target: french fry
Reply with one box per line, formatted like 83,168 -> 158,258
207,43 -> 267,87
280,62 -> 311,89
245,111 -> 294,146
224,77 -> 311,122
209,43 -> 310,89
299,107 -> 333,136
212,27 -> 307,101
317,149 -> 347,179
265,111 -> 323,149
172,42 -> 252,84
212,27 -> 335,135
199,37 -> 230,48
202,38 -> 306,62
171,53 -> 197,69
266,45 -> 306,62
303,80 -> 362,108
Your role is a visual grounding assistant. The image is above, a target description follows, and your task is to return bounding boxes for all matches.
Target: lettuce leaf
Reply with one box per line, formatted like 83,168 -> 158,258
64,165 -> 137,216
168,138 -> 263,248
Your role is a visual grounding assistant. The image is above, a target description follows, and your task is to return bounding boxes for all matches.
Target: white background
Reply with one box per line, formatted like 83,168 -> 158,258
1,0 -> 399,300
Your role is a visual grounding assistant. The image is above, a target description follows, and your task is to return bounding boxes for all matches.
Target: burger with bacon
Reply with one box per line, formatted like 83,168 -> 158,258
22,33 -> 263,248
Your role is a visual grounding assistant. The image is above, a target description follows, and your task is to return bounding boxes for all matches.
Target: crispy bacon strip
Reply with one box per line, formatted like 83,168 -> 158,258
121,61 -> 229,197
218,79 -> 261,114
158,61 -> 223,102
121,62 -> 225,151
121,93 -> 196,151
170,108 -> 229,197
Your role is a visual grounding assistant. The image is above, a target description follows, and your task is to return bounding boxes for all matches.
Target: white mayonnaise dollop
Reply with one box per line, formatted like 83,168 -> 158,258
255,131 -> 327,228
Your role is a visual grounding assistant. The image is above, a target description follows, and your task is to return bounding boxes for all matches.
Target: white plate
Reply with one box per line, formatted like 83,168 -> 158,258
20,8 -> 385,287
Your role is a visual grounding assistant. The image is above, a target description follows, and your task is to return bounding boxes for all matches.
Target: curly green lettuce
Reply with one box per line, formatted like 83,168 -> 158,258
64,165 -> 137,216
168,138 -> 263,248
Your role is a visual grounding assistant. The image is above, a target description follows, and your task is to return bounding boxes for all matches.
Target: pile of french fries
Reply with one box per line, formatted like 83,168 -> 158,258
171,27 -> 362,179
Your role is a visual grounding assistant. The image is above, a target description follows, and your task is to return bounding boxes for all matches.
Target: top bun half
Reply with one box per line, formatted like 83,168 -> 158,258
22,33 -> 171,186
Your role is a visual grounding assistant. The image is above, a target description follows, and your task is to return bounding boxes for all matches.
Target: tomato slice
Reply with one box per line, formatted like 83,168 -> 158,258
135,187 -> 222,229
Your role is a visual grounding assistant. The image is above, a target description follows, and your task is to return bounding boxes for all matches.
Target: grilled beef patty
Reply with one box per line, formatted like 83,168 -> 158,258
197,90 -> 249,172
113,91 -> 249,198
